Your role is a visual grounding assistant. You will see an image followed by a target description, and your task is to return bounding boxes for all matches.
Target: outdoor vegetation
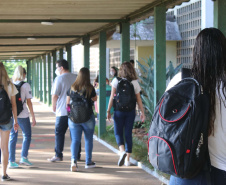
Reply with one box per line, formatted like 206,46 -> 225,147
1,60 -> 26,79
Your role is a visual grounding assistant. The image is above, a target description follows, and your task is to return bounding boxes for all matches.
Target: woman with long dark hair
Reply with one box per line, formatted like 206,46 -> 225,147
66,67 -> 97,172
168,28 -> 226,185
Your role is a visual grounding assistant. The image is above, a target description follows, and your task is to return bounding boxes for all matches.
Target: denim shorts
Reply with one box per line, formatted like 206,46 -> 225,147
0,118 -> 13,131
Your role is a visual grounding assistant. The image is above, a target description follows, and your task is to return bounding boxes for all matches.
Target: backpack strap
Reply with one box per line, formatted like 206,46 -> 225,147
16,81 -> 26,104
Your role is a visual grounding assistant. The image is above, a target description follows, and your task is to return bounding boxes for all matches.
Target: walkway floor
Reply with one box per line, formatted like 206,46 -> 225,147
5,99 -> 162,185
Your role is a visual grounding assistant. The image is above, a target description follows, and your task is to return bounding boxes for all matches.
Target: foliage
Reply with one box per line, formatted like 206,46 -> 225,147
1,60 -> 26,79
137,56 -> 182,120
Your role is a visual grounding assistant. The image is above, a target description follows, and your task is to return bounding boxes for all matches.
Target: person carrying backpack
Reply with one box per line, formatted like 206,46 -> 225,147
66,67 -> 97,172
8,66 -> 36,168
164,28 -> 226,185
107,62 -> 145,166
0,62 -> 18,181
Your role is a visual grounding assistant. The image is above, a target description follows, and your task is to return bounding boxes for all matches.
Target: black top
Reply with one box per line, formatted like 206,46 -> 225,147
67,86 -> 96,105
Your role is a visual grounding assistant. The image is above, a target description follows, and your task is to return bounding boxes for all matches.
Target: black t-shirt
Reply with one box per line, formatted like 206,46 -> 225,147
67,86 -> 96,106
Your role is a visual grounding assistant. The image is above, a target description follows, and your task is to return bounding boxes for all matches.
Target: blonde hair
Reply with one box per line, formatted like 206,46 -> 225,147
0,62 -> 13,95
12,65 -> 24,82
118,61 -> 138,81
71,67 -> 93,98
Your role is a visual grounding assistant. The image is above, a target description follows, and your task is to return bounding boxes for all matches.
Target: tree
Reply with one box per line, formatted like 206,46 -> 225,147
2,60 -> 26,79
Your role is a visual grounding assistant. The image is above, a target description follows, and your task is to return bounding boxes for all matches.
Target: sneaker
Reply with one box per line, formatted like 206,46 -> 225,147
8,162 -> 19,169
19,157 -> 33,166
1,174 -> 10,181
47,156 -> 63,162
85,162 -> 96,169
70,163 -> 78,172
124,160 -> 131,166
118,152 -> 127,166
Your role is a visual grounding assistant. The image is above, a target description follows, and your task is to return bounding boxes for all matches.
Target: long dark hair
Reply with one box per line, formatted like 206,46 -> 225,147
192,28 -> 226,136
71,67 -> 93,98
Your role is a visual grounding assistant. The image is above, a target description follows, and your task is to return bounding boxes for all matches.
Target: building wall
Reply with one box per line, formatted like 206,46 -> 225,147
135,41 -> 177,68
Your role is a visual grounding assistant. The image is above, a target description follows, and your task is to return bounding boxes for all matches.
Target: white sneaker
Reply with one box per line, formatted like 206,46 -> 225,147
124,160 -> 131,166
118,152 -> 127,166
70,163 -> 78,172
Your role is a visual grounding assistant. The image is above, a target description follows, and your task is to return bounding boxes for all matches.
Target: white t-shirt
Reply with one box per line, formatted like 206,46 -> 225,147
111,77 -> 141,94
166,73 -> 226,171
7,81 -> 18,100
14,81 -> 32,118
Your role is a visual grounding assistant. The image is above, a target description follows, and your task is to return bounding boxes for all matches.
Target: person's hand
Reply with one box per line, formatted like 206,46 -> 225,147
52,105 -> 56,112
14,122 -> 19,133
32,117 -> 36,127
140,112 -> 145,122
107,111 -> 111,121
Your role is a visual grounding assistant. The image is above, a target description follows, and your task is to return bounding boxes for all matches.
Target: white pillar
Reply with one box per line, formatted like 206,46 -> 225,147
202,0 -> 214,29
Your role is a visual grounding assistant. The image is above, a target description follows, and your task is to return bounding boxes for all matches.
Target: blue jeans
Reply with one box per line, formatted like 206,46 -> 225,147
55,116 -> 68,158
9,117 -> 31,162
68,114 -> 95,164
169,171 -> 208,185
211,166 -> 226,185
113,110 -> 136,153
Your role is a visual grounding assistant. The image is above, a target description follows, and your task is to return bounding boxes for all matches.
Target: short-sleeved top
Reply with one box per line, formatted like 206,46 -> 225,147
111,77 -> 141,94
14,81 -> 32,118
67,86 -> 96,105
7,81 -> 18,100
51,73 -> 77,116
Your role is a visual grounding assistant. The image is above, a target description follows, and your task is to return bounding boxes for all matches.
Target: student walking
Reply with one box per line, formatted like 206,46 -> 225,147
0,62 -> 18,181
8,66 -> 36,168
66,67 -> 97,172
167,28 -> 226,185
48,59 -> 78,162
107,62 -> 145,166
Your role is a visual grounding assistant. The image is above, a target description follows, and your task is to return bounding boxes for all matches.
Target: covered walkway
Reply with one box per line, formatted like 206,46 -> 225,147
6,99 -> 162,185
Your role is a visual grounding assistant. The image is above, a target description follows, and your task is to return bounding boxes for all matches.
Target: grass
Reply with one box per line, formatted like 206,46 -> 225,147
94,125 -> 170,179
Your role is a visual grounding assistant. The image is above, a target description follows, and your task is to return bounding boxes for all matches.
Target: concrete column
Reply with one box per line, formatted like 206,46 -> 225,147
120,22 -> 130,63
47,53 -> 52,106
83,35 -> 90,68
40,58 -> 43,102
59,48 -> 64,60
154,5 -> 166,107
52,50 -> 57,80
43,55 -> 47,104
214,0 -> 226,36
98,31 -> 107,137
66,44 -> 72,72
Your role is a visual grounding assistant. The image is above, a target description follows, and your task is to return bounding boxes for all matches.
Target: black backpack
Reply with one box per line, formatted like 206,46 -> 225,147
113,77 -> 136,112
69,90 -> 93,123
15,81 -> 26,116
148,76 -> 210,179
0,84 -> 12,125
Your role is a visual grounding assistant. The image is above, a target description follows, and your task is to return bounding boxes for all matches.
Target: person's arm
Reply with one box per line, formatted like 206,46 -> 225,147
11,95 -> 19,132
27,99 -> 36,126
52,94 -> 58,112
136,93 -> 145,122
107,87 -> 116,121
66,96 -> 70,106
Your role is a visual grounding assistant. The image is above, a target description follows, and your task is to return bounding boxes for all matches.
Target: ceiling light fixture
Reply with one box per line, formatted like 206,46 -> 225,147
27,37 -> 36,40
41,22 -> 54,26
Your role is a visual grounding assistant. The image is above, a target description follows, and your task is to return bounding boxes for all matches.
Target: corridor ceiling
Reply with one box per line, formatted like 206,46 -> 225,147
0,0 -> 189,61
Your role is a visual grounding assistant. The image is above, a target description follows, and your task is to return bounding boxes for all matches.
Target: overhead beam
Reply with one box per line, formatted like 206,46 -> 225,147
0,19 -> 125,23
0,50 -> 52,53
0,44 -> 65,47
0,35 -> 82,39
